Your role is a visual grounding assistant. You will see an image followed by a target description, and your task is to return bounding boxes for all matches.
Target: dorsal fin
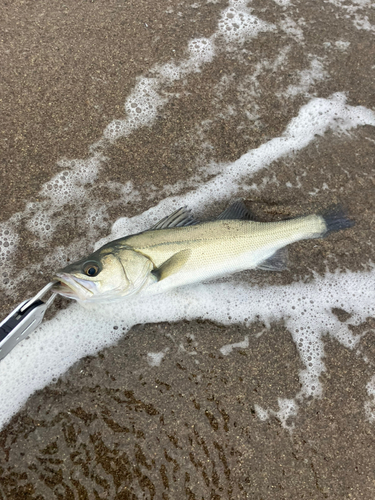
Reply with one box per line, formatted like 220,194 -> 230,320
150,207 -> 199,230
216,200 -> 255,221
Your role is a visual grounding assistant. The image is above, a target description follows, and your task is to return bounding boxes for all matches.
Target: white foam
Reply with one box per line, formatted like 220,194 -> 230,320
365,375 -> 375,422
255,398 -> 298,430
284,58 -> 327,97
279,17 -> 305,42
147,348 -> 169,367
217,4 -> 275,45
0,1 -> 275,294
188,38 -> 216,65
220,336 -> 249,355
98,93 -> 375,246
353,13 -> 375,31
272,0 -> 292,6
0,224 -> 19,292
328,0 -> 375,32
104,77 -> 169,142
0,0 -> 374,432
335,40 -> 351,50
1,268 -> 374,429
0,94 -> 374,429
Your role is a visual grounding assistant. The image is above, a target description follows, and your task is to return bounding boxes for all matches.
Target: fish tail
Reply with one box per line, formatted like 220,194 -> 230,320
322,205 -> 355,236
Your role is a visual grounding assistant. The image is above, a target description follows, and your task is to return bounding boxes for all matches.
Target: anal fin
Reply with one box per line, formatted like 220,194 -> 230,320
152,249 -> 192,281
257,247 -> 288,271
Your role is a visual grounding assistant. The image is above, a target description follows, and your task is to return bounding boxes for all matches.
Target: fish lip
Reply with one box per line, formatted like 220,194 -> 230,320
52,272 -> 94,300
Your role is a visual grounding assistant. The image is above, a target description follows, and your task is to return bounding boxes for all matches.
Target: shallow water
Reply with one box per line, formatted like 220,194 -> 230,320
1,0 -> 375,498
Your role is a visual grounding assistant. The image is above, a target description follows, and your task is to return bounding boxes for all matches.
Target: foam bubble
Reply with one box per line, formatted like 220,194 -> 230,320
1,268 -> 374,429
100,93 -> 375,247
0,224 -> 19,293
104,77 -> 168,141
279,17 -> 305,42
188,38 -> 215,64
0,1 -> 280,293
0,0 -> 374,431
365,375 -> 375,422
283,59 -> 327,97
335,40 -> 351,50
272,0 -> 291,5
217,4 -> 275,44
147,348 -> 169,367
328,0 -> 375,32
255,398 -> 298,430
220,335 -> 249,355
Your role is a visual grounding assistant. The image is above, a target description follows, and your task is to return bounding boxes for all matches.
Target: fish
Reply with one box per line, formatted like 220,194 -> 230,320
52,201 -> 354,302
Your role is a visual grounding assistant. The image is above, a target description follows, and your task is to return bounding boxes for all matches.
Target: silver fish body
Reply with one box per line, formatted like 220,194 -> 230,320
52,201 -> 353,302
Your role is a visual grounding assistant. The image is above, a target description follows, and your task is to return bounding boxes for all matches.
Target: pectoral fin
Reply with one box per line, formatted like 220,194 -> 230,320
152,249 -> 192,281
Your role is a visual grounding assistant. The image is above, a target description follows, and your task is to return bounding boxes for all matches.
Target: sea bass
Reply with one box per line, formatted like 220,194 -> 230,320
52,201 -> 354,302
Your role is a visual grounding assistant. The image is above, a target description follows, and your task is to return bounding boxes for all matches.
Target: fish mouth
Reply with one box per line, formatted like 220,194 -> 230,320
52,273 -> 94,301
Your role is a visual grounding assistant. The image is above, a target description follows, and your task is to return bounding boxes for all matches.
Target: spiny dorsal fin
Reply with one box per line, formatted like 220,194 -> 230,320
216,200 -> 255,221
152,249 -> 192,281
257,247 -> 289,271
150,207 -> 199,230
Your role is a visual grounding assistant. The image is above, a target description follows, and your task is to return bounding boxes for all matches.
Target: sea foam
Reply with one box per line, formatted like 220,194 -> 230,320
0,0 -> 275,296
0,267 -> 374,430
98,93 -> 375,246
0,94 -> 375,430
1,0 -> 375,432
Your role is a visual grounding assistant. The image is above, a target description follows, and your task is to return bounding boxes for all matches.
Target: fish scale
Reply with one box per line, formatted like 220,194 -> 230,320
52,201 -> 354,302
124,216 -> 324,266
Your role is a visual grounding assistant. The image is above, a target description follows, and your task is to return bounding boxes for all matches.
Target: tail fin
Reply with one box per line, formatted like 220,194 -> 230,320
322,205 -> 355,236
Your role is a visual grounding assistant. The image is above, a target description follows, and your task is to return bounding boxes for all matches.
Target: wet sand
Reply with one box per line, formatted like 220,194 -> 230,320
1,0 -> 375,498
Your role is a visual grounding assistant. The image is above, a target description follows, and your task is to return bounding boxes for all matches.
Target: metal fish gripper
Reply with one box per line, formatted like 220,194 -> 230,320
0,282 -> 57,361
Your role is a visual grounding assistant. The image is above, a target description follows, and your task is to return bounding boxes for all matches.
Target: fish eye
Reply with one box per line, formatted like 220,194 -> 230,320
83,262 -> 100,277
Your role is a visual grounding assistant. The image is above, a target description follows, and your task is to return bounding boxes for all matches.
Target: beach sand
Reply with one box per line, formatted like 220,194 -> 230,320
1,0 -> 375,498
